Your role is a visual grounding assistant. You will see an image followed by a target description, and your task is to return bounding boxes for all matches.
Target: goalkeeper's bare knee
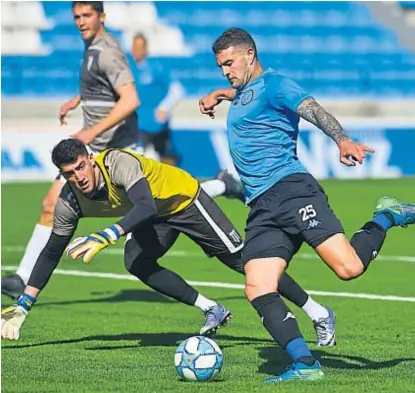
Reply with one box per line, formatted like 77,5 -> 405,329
38,180 -> 65,227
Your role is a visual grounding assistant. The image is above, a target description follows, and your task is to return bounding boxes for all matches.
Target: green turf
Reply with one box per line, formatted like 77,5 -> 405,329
2,179 -> 415,392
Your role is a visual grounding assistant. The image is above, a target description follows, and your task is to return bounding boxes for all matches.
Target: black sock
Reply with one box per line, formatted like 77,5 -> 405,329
251,292 -> 314,365
132,263 -> 198,306
278,272 -> 309,308
350,221 -> 387,271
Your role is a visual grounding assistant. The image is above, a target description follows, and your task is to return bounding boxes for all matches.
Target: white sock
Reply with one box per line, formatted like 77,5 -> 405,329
144,144 -> 160,162
302,297 -> 329,321
16,224 -> 53,284
193,294 -> 218,312
200,180 -> 226,199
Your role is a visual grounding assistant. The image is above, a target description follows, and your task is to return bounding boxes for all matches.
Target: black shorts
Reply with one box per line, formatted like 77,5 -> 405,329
125,188 -> 244,264
242,173 -> 344,264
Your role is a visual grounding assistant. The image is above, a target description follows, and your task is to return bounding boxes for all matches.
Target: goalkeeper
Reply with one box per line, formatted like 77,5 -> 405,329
2,139 -> 335,342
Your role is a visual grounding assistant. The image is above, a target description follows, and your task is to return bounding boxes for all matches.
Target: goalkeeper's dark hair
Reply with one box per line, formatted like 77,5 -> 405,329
212,28 -> 257,59
72,1 -> 104,14
52,139 -> 89,168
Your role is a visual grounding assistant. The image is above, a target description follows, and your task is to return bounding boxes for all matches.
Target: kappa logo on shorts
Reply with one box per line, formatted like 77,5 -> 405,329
307,219 -> 322,230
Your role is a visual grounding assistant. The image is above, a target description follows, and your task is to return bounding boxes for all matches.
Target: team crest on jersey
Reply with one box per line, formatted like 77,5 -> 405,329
241,89 -> 254,105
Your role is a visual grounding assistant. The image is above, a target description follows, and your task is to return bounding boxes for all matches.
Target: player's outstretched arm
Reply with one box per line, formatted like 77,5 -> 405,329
296,97 -> 349,145
156,81 -> 185,123
297,97 -> 375,166
71,45 -> 140,144
1,232 -> 72,340
66,152 -> 157,264
89,83 -> 140,135
71,83 -> 140,144
199,88 -> 235,118
59,94 -> 81,126
66,179 -> 157,264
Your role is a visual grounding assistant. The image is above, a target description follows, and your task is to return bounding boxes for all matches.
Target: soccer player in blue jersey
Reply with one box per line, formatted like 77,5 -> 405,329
199,28 -> 415,382
130,33 -> 183,165
130,33 -> 244,201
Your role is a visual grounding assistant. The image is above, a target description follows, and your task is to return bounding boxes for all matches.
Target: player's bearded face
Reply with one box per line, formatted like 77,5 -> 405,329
216,47 -> 255,89
61,154 -> 98,195
73,5 -> 106,42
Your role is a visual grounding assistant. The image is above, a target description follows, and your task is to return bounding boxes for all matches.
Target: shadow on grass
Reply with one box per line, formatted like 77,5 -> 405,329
258,345 -> 415,375
4,332 -> 414,375
2,332 -> 272,350
34,289 -> 245,307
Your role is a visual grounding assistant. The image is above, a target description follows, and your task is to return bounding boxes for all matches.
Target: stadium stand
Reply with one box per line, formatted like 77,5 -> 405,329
1,1 -> 414,98
399,1 -> 415,26
399,1 -> 415,8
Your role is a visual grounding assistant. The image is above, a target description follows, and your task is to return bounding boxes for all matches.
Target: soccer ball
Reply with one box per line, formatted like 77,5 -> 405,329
174,336 -> 223,381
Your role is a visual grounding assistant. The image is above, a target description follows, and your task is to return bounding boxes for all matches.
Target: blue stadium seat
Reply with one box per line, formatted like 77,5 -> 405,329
399,1 -> 415,8
1,1 -> 414,98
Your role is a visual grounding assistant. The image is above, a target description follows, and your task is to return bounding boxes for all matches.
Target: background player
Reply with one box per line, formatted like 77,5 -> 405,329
199,27 -> 415,382
1,1 -> 140,299
130,32 -> 241,201
130,33 -> 184,165
2,139 -> 336,344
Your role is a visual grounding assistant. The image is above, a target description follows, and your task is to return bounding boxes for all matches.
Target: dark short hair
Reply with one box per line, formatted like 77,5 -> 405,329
72,1 -> 104,14
212,28 -> 257,58
52,139 -> 89,168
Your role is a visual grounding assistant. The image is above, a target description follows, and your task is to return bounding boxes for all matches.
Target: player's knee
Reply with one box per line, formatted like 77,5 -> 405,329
124,248 -> 158,281
335,259 -> 364,281
41,196 -> 57,216
244,284 -> 255,302
125,257 -> 153,279
124,244 -> 140,276
244,280 -> 278,302
39,196 -> 57,226
124,256 -> 136,276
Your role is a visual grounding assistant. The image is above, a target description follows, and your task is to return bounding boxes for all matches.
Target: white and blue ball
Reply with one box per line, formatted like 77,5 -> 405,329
174,336 -> 223,381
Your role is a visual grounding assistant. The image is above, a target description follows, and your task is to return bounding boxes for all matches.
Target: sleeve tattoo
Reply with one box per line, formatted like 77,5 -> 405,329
296,98 -> 350,146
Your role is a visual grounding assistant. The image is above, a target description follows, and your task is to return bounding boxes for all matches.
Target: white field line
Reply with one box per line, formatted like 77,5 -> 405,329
2,265 -> 415,303
2,245 -> 415,263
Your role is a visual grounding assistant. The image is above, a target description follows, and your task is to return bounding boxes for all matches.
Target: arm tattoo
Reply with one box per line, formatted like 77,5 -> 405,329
297,98 -> 350,145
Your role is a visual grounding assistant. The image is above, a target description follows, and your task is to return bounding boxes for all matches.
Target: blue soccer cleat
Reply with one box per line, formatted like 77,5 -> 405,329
264,361 -> 324,383
313,306 -> 336,347
374,196 -> 415,227
199,304 -> 232,336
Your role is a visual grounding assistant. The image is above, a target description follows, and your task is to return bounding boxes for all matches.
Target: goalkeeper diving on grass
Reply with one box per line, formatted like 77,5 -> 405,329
2,138 -> 337,343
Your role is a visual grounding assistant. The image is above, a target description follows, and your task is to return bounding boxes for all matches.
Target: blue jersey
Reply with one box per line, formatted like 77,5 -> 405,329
227,68 -> 311,204
130,58 -> 171,133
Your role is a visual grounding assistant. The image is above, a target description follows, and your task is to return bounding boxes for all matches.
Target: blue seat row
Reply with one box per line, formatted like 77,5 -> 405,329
2,1 -> 413,98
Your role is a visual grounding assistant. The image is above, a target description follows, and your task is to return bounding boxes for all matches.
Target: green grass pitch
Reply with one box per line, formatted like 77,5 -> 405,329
2,179 -> 415,392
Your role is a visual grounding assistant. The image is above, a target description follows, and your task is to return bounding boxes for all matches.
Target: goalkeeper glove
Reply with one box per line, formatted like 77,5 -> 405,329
1,293 -> 36,340
66,225 -> 121,263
